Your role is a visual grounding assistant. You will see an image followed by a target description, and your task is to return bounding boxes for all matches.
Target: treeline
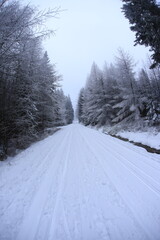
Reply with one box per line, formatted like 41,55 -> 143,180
0,1 -> 74,159
77,50 -> 160,132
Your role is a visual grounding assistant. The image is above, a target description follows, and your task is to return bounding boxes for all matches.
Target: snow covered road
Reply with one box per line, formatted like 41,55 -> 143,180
0,124 -> 160,240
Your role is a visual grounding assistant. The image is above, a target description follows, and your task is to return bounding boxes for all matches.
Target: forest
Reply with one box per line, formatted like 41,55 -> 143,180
77,0 -> 160,134
1,0 -> 160,160
0,0 -> 74,160
0,1 -> 160,238
77,50 -> 160,133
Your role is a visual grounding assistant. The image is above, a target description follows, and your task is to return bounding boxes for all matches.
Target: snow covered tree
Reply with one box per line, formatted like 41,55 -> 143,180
35,51 -> 60,132
65,96 -> 74,124
77,53 -> 160,131
113,50 -> 139,124
0,1 -> 62,159
77,62 -> 119,127
135,67 -> 160,126
54,89 -> 67,126
54,90 -> 74,126
9,39 -> 39,149
137,69 -> 152,118
122,0 -> 160,68
102,64 -> 122,125
81,63 -> 105,126
77,88 -> 85,123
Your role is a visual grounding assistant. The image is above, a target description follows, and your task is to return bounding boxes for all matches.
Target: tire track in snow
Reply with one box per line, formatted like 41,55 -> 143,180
83,128 -> 160,196
78,126 -> 160,240
76,127 -> 148,240
76,128 -> 113,240
96,134 -> 160,197
16,129 -> 71,240
72,132 -> 111,240
2,124 -> 159,240
105,136 -> 160,171
0,131 -> 62,215
77,144 -> 113,239
0,129 -> 70,240
34,128 -> 73,240
47,129 -> 73,240
64,133 -> 86,240
104,131 -> 160,168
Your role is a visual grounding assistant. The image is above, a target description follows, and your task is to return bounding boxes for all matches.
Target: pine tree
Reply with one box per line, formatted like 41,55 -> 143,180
77,55 -> 160,130
122,0 -> 160,68
0,1 -> 62,159
35,51 -> 60,132
65,96 -> 74,124
54,89 -> 67,126
77,88 -> 85,123
102,64 -> 121,125
113,50 -> 139,124
82,63 -> 106,126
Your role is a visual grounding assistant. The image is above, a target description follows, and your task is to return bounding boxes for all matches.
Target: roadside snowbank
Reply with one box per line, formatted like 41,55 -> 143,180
115,131 -> 160,150
89,124 -> 160,151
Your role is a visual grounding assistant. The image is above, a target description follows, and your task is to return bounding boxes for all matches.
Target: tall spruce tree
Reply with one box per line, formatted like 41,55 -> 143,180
35,51 -> 60,132
0,1 -> 63,159
65,96 -> 74,124
77,88 -> 85,123
122,0 -> 160,68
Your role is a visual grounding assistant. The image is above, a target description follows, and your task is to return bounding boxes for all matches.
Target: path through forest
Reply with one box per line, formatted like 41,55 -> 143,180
0,124 -> 160,240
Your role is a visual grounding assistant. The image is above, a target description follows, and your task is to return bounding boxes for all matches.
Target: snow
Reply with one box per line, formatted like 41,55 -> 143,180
116,131 -> 160,149
0,123 -> 160,240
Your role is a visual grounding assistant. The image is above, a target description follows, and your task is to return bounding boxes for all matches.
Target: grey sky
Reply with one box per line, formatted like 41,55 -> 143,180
23,0 -> 149,107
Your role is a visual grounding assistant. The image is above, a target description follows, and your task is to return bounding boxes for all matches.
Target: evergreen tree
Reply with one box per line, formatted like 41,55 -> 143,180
102,64 -> 121,125
35,51 -> 60,132
77,88 -> 85,123
84,63 -> 101,125
82,63 -> 106,126
9,39 -> 39,149
137,69 -> 152,119
122,0 -> 160,68
0,1 -> 62,159
113,50 -> 139,123
54,89 -> 67,126
65,96 -> 74,124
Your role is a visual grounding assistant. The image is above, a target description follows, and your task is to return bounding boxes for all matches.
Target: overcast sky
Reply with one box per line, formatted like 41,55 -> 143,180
23,0 -> 149,107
